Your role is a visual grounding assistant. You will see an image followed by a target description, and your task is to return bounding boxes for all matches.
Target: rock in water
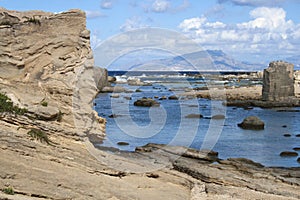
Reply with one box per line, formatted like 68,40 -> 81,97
211,114 -> 225,119
117,142 -> 129,146
168,95 -> 179,100
280,151 -> 298,157
133,98 -> 160,107
185,114 -> 203,119
238,116 -> 265,130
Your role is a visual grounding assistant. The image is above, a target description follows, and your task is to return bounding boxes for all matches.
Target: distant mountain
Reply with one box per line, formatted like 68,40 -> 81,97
127,50 -> 265,72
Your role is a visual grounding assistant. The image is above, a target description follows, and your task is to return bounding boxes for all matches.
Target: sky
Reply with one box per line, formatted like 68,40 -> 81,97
1,0 -> 300,64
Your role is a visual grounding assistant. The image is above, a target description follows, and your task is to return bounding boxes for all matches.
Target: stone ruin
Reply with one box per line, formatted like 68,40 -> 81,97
262,61 -> 294,101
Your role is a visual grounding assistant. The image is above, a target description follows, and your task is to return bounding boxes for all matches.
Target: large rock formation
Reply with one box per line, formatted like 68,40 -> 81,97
0,8 -> 107,138
262,61 -> 294,101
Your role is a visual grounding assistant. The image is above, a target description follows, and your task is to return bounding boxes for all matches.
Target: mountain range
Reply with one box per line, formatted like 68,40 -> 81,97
115,50 -> 299,71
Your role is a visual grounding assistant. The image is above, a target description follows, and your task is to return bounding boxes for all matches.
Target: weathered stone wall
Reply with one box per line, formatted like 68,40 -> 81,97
262,61 -> 294,101
0,8 -> 107,138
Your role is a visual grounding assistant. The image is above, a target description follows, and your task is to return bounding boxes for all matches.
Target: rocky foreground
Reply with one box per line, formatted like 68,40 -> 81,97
0,8 -> 299,200
0,121 -> 300,200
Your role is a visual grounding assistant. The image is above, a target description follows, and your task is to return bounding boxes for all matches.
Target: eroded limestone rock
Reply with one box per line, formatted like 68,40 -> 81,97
0,8 -> 106,138
262,61 -> 294,101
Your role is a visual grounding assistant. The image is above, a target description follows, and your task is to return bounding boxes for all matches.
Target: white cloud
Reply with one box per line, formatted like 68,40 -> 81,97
85,10 -> 106,19
218,0 -> 286,7
101,0 -> 114,9
178,7 -> 300,62
120,17 -> 148,32
151,0 -> 170,13
144,0 -> 189,13
238,7 -> 294,31
179,17 -> 207,31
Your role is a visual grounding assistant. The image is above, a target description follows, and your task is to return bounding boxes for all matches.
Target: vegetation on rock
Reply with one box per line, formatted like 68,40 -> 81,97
41,101 -> 48,107
0,93 -> 27,115
2,186 -> 15,195
27,128 -> 51,145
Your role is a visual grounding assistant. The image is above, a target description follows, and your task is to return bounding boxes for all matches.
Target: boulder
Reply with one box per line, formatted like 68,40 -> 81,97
117,141 -> 129,146
238,116 -> 265,130
159,96 -> 167,100
108,114 -> 118,118
133,98 -> 160,107
293,147 -> 300,151
168,95 -> 179,100
279,151 -> 298,157
108,76 -> 116,83
110,94 -> 120,98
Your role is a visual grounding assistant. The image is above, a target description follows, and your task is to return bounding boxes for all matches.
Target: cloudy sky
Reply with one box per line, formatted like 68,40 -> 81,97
1,0 -> 300,64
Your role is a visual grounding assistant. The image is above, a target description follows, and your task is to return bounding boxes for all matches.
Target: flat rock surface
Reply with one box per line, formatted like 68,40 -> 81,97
0,119 -> 299,200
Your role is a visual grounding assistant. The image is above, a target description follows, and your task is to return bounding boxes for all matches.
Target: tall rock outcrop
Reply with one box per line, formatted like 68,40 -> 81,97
262,61 -> 294,101
0,8 -> 106,138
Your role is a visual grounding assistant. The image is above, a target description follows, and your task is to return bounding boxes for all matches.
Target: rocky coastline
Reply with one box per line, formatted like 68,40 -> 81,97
0,8 -> 299,200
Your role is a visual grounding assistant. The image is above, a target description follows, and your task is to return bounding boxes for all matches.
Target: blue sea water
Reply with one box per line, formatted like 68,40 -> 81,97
94,71 -> 300,167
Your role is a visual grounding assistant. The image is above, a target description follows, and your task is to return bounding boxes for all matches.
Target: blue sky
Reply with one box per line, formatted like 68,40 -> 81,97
1,0 -> 300,64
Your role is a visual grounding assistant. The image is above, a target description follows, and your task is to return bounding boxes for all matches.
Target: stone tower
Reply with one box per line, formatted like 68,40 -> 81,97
262,61 -> 294,101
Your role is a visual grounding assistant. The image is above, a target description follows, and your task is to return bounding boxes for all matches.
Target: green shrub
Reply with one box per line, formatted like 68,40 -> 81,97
2,186 -> 14,195
27,128 -> 51,145
0,93 -> 27,115
41,101 -> 48,107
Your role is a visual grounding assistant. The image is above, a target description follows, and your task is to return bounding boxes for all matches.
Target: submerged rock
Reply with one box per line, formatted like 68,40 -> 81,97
238,116 -> 265,130
168,95 -> 179,100
211,114 -> 225,120
185,114 -> 203,119
117,142 -> 129,146
108,114 -> 118,118
159,96 -> 167,100
280,151 -> 298,157
133,98 -> 160,107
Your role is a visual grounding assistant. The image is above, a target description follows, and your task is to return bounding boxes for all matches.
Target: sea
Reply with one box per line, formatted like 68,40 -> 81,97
93,71 -> 300,167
